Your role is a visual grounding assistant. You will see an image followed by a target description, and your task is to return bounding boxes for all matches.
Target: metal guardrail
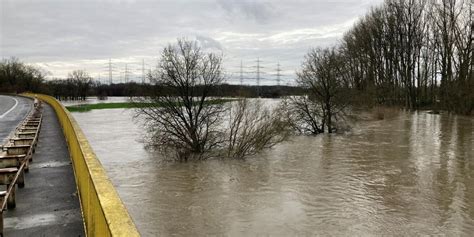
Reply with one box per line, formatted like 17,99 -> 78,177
24,94 -> 139,237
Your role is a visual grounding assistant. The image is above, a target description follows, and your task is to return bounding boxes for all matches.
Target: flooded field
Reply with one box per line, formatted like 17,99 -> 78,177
70,104 -> 474,236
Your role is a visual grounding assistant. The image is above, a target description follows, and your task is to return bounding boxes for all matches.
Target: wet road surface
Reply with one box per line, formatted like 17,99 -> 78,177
2,100 -> 84,236
0,95 -> 32,145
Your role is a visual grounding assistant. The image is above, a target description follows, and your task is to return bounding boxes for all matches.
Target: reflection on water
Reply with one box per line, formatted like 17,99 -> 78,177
71,108 -> 473,236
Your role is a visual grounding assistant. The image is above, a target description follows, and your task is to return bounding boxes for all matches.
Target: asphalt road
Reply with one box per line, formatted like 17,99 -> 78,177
0,95 -> 32,144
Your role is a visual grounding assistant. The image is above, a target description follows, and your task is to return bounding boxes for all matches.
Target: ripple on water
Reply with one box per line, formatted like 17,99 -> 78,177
71,107 -> 474,236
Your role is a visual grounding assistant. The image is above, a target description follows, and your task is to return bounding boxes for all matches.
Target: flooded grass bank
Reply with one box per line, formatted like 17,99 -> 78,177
66,99 -> 233,112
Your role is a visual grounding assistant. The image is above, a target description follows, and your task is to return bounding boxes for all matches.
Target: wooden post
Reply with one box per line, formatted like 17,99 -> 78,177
0,211 -> 3,237
18,171 -> 25,188
7,185 -> 15,209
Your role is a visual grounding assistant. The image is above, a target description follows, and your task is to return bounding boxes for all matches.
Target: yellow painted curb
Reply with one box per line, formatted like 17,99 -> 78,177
24,94 -> 140,237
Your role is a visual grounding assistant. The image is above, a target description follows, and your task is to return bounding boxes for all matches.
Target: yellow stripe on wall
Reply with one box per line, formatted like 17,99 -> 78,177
24,94 -> 140,237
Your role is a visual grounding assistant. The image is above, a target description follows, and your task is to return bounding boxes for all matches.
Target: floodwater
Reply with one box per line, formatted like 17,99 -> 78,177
70,104 -> 474,236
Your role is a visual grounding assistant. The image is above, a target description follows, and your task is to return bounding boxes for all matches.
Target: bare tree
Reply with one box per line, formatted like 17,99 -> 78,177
281,95 -> 325,135
226,99 -> 290,159
295,47 -> 348,133
0,57 -> 45,93
431,0 -> 473,114
67,70 -> 92,100
340,0 -> 472,114
135,39 -> 225,160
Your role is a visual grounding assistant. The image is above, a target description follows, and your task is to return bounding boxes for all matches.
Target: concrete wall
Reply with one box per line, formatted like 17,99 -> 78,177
25,94 -> 139,237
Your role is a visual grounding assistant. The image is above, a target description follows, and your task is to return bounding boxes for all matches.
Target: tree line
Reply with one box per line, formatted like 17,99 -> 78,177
0,58 -> 44,93
283,0 -> 473,138
341,0 -> 473,114
0,58 -> 304,100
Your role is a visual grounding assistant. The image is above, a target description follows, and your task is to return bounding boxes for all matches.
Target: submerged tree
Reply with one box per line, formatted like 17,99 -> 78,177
289,47 -> 349,134
282,95 -> 325,134
135,39 -> 291,161
226,99 -> 290,159
135,39 -> 225,160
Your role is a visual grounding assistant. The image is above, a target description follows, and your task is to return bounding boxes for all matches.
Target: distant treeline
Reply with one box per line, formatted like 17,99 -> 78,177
0,58 -> 44,93
0,58 -> 304,99
59,82 -> 305,99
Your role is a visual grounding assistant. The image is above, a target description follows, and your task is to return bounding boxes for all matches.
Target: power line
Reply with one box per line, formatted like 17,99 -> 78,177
276,62 -> 282,86
108,59 -> 113,84
256,58 -> 262,88
142,59 -> 145,84
105,58 -> 119,85
240,60 -> 243,85
123,63 -> 133,83
251,58 -> 265,96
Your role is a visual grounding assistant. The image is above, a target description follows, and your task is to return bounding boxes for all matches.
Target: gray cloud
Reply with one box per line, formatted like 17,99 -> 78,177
217,0 -> 275,24
0,0 -> 383,83
196,35 -> 223,51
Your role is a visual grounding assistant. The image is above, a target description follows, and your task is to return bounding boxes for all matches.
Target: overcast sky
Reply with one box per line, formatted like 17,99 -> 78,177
1,0 -> 383,85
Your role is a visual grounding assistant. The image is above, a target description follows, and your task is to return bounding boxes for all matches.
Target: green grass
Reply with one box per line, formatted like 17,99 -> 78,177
66,99 -> 232,112
66,102 -> 151,112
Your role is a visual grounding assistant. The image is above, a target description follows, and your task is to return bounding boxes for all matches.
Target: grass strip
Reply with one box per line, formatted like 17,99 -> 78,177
66,99 -> 232,112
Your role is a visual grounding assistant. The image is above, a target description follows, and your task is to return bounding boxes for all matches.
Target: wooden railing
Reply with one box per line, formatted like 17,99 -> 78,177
0,98 -> 42,236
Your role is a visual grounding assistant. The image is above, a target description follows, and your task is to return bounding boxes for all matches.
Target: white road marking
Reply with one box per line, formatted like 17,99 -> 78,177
0,97 -> 19,118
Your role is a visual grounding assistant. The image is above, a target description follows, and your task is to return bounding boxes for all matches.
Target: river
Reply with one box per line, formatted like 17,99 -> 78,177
70,103 -> 473,236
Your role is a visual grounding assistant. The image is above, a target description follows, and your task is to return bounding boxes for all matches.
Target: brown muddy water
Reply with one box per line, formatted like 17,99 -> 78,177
70,105 -> 473,236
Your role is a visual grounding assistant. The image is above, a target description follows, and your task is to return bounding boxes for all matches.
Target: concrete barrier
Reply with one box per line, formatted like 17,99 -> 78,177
25,94 -> 139,237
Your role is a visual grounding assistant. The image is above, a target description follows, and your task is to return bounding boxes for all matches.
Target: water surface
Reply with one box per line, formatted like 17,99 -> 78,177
71,107 -> 474,236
